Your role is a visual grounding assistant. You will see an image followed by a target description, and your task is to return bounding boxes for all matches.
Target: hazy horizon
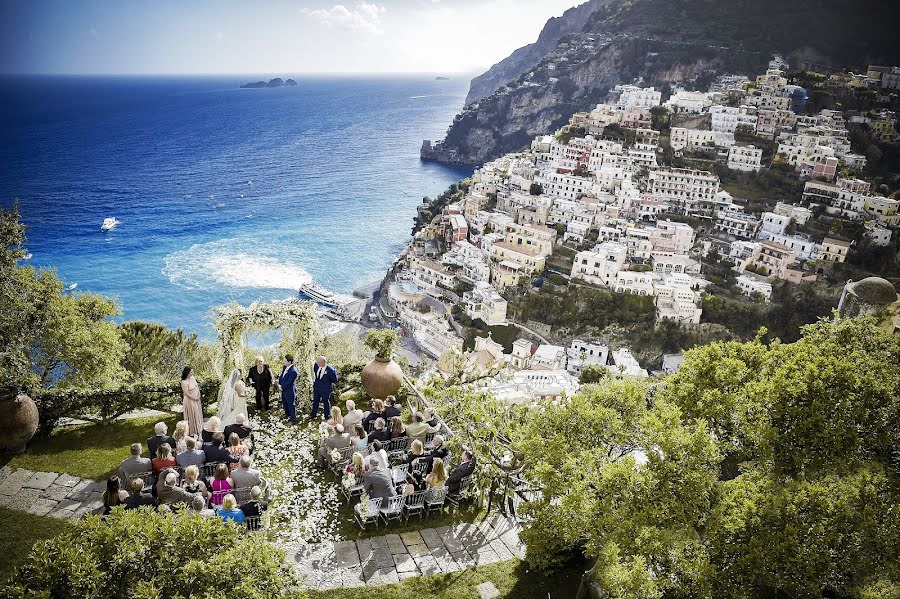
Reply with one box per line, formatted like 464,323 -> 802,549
1,0 -> 584,76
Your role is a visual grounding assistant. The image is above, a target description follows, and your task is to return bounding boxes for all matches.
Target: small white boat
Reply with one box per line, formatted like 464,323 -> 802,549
65,283 -> 78,292
101,217 -> 120,232
24,253 -> 32,260
298,283 -> 339,308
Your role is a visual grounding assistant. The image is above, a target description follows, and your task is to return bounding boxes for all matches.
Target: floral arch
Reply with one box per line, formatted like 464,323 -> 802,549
212,300 -> 321,413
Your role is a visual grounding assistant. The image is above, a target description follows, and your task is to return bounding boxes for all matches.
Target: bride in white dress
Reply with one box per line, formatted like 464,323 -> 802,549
218,368 -> 249,428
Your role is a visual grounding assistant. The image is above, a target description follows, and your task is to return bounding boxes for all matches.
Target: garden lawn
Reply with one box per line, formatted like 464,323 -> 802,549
307,558 -> 589,599
7,414 -> 181,481
0,506 -> 72,582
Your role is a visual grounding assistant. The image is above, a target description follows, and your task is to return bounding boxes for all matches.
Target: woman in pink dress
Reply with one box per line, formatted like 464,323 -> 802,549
209,463 -> 234,508
181,366 -> 203,437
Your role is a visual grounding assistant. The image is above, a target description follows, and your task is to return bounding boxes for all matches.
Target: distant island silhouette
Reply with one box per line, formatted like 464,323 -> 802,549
241,78 -> 297,89
435,76 -> 450,81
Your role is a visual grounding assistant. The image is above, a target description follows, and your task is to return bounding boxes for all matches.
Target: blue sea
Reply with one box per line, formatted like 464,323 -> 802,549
0,75 -> 471,337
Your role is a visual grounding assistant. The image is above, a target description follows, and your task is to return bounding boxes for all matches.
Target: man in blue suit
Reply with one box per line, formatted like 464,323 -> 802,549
310,355 -> 338,422
278,354 -> 298,424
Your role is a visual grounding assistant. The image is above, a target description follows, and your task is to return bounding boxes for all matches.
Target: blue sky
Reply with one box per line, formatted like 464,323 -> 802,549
1,0 -> 582,74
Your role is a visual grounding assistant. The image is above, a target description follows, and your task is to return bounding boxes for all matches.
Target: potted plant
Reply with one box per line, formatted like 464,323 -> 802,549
0,387 -> 39,454
360,329 -> 403,399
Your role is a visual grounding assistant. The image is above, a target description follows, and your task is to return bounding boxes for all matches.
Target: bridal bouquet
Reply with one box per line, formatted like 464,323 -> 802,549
358,493 -> 370,518
330,448 -> 342,463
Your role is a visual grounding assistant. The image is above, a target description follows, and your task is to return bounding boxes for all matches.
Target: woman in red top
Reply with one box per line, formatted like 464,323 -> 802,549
226,432 -> 248,470
151,443 -> 177,479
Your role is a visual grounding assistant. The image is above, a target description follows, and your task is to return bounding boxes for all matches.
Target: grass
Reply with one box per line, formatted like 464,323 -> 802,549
5,414 -> 182,481
0,506 -> 73,582
307,557 -> 589,599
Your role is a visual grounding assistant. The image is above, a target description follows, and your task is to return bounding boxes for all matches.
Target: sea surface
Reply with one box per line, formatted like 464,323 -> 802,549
0,75 -> 471,337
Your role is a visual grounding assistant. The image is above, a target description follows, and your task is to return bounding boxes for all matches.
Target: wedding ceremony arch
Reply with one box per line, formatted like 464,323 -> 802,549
212,300 -> 322,415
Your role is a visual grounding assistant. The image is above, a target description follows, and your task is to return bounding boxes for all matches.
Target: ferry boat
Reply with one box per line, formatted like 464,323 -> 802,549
101,217 -> 121,232
65,283 -> 78,292
298,283 -> 339,308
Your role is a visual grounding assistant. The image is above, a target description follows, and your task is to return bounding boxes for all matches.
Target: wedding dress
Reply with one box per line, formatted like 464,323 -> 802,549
219,369 -> 248,427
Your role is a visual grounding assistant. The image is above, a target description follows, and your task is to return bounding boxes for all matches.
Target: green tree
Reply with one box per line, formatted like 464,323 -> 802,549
4,509 -> 307,598
119,321 -> 210,382
1,206 -> 125,390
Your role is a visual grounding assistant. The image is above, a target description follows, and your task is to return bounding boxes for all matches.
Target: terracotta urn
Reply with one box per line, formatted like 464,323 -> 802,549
0,388 -> 39,454
361,357 -> 403,399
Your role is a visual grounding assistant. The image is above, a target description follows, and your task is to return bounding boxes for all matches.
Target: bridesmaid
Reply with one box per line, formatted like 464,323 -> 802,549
181,366 -> 203,437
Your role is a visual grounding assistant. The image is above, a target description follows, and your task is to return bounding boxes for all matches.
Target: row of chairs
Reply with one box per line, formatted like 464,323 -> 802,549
353,487 -> 448,530
328,433 -> 440,476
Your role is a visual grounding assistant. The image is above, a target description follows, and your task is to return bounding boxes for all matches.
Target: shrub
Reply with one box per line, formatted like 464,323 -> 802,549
31,378 -> 220,437
3,508 -> 307,598
364,328 -> 399,360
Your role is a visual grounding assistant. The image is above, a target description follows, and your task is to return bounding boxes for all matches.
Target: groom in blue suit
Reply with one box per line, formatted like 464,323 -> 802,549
310,355 -> 338,422
278,354 -> 298,424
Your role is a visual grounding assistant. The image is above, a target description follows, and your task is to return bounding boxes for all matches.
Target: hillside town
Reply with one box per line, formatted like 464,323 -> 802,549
384,57 -> 900,401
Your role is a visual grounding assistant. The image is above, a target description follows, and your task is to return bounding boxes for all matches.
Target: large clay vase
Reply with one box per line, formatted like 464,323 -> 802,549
0,388 -> 39,454
361,357 -> 404,399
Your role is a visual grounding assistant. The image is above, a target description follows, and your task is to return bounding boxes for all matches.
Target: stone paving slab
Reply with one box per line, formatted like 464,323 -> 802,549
334,540 -> 360,568
41,484 -> 72,502
0,465 -> 13,484
393,553 -> 418,574
10,488 -> 42,511
399,530 -> 423,546
66,480 -> 98,502
26,497 -> 59,516
385,533 -> 406,555
419,527 -> 444,550
23,471 -> 60,491
0,468 -> 33,496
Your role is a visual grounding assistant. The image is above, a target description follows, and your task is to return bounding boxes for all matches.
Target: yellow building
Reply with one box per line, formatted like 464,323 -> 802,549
821,237 -> 850,263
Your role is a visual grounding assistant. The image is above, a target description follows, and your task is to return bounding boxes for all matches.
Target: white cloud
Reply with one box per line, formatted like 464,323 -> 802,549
306,2 -> 387,35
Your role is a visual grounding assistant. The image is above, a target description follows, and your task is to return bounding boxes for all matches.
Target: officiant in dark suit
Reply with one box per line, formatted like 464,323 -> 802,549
247,356 -> 273,411
310,355 -> 338,422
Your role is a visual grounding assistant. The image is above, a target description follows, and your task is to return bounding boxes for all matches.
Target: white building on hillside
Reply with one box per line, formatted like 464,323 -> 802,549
462,282 -> 508,326
571,241 -> 628,287
727,145 -> 763,172
736,274 -> 773,301
609,348 -> 648,377
566,340 -> 609,376
531,344 -> 567,371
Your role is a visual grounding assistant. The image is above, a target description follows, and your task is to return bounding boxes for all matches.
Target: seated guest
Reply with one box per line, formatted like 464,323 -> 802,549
424,435 -> 448,472
151,444 -> 177,479
345,452 -> 366,486
361,457 -> 394,502
172,420 -> 189,454
239,485 -> 269,520
326,406 -> 343,428
182,465 -> 209,500
405,413 -> 436,444
118,443 -> 151,486
158,472 -> 195,506
147,422 -> 176,459
226,432 -> 248,467
405,439 -> 425,468
223,413 -> 253,442
423,408 -> 440,429
209,463 -> 234,508
425,458 -> 448,489
201,416 -> 221,445
102,477 -> 128,515
342,400 -> 364,431
361,399 -> 385,432
216,493 -> 246,524
204,432 -> 240,465
176,436 -> 206,469
155,466 -> 178,497
367,418 -> 390,444
350,424 -> 368,453
231,456 -> 268,494
317,424 -> 352,467
189,494 -> 216,518
388,416 -> 406,439
383,396 -> 401,421
366,439 -> 389,473
124,478 -> 156,510
446,450 -> 476,495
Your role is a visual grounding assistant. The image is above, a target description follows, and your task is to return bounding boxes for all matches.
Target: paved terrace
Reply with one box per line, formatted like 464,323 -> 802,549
0,465 -> 525,591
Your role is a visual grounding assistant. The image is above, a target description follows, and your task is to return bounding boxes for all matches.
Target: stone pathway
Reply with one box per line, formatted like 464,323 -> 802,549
0,466 -> 526,590
0,465 -> 102,519
286,513 -> 525,589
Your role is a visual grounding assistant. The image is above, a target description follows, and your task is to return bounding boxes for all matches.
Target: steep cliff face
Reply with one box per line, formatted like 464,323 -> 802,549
465,0 -> 613,105
426,0 -> 899,166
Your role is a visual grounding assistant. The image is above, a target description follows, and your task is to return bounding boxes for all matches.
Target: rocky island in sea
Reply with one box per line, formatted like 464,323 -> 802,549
240,77 -> 297,89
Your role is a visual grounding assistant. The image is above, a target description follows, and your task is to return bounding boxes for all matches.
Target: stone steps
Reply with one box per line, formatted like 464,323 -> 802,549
285,513 -> 525,589
0,466 -> 104,519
